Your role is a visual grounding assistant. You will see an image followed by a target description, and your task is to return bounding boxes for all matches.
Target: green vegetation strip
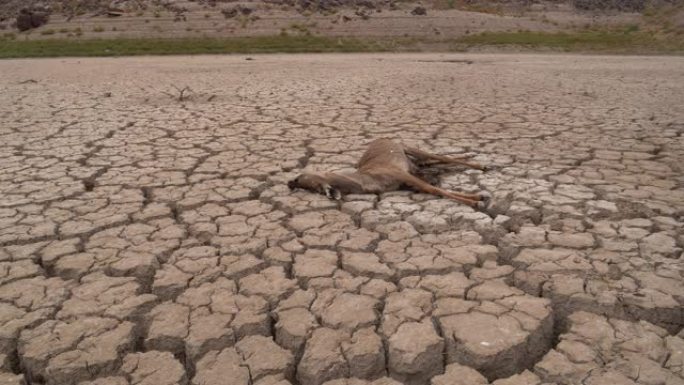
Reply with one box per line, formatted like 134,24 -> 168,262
455,31 -> 684,53
0,31 -> 681,58
0,36 -> 400,58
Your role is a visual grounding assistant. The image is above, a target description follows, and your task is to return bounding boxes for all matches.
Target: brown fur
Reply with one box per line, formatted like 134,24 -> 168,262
288,139 -> 491,209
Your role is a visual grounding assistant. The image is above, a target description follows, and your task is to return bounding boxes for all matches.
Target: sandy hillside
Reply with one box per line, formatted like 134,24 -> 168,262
0,0 -> 650,40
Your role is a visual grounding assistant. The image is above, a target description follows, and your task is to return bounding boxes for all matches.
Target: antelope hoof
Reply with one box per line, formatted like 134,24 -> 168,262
476,191 -> 492,210
324,185 -> 342,201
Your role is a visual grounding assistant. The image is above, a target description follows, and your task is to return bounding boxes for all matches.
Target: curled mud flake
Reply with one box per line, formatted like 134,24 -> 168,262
120,351 -> 188,385
18,317 -> 135,385
388,321 -> 444,385
535,311 -> 683,385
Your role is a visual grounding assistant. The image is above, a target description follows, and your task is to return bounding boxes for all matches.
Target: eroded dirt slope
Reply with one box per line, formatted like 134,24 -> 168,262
1,0 -> 647,41
0,53 -> 683,385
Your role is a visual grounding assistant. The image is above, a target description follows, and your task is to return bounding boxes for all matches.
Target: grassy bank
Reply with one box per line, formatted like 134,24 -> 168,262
455,30 -> 684,53
0,30 -> 682,58
0,35 -> 404,58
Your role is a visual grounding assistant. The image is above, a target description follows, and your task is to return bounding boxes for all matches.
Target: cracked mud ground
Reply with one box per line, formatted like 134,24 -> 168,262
0,53 -> 683,385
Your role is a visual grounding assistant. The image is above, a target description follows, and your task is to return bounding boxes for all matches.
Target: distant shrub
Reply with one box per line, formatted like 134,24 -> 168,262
573,0 -> 646,12
625,24 -> 640,32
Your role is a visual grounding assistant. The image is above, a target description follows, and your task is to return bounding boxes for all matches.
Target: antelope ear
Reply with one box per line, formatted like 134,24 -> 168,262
323,185 -> 342,200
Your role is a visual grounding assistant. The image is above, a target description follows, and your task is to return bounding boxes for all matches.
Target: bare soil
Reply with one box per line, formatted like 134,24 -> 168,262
0,53 -> 682,385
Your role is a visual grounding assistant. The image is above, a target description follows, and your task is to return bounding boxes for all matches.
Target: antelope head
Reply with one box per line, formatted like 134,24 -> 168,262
288,172 -> 342,200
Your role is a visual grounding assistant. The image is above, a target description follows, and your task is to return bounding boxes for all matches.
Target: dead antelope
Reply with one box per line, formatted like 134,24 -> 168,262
288,139 -> 491,209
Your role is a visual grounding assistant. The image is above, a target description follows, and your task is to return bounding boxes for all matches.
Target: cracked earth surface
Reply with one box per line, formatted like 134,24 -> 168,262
0,53 -> 682,385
